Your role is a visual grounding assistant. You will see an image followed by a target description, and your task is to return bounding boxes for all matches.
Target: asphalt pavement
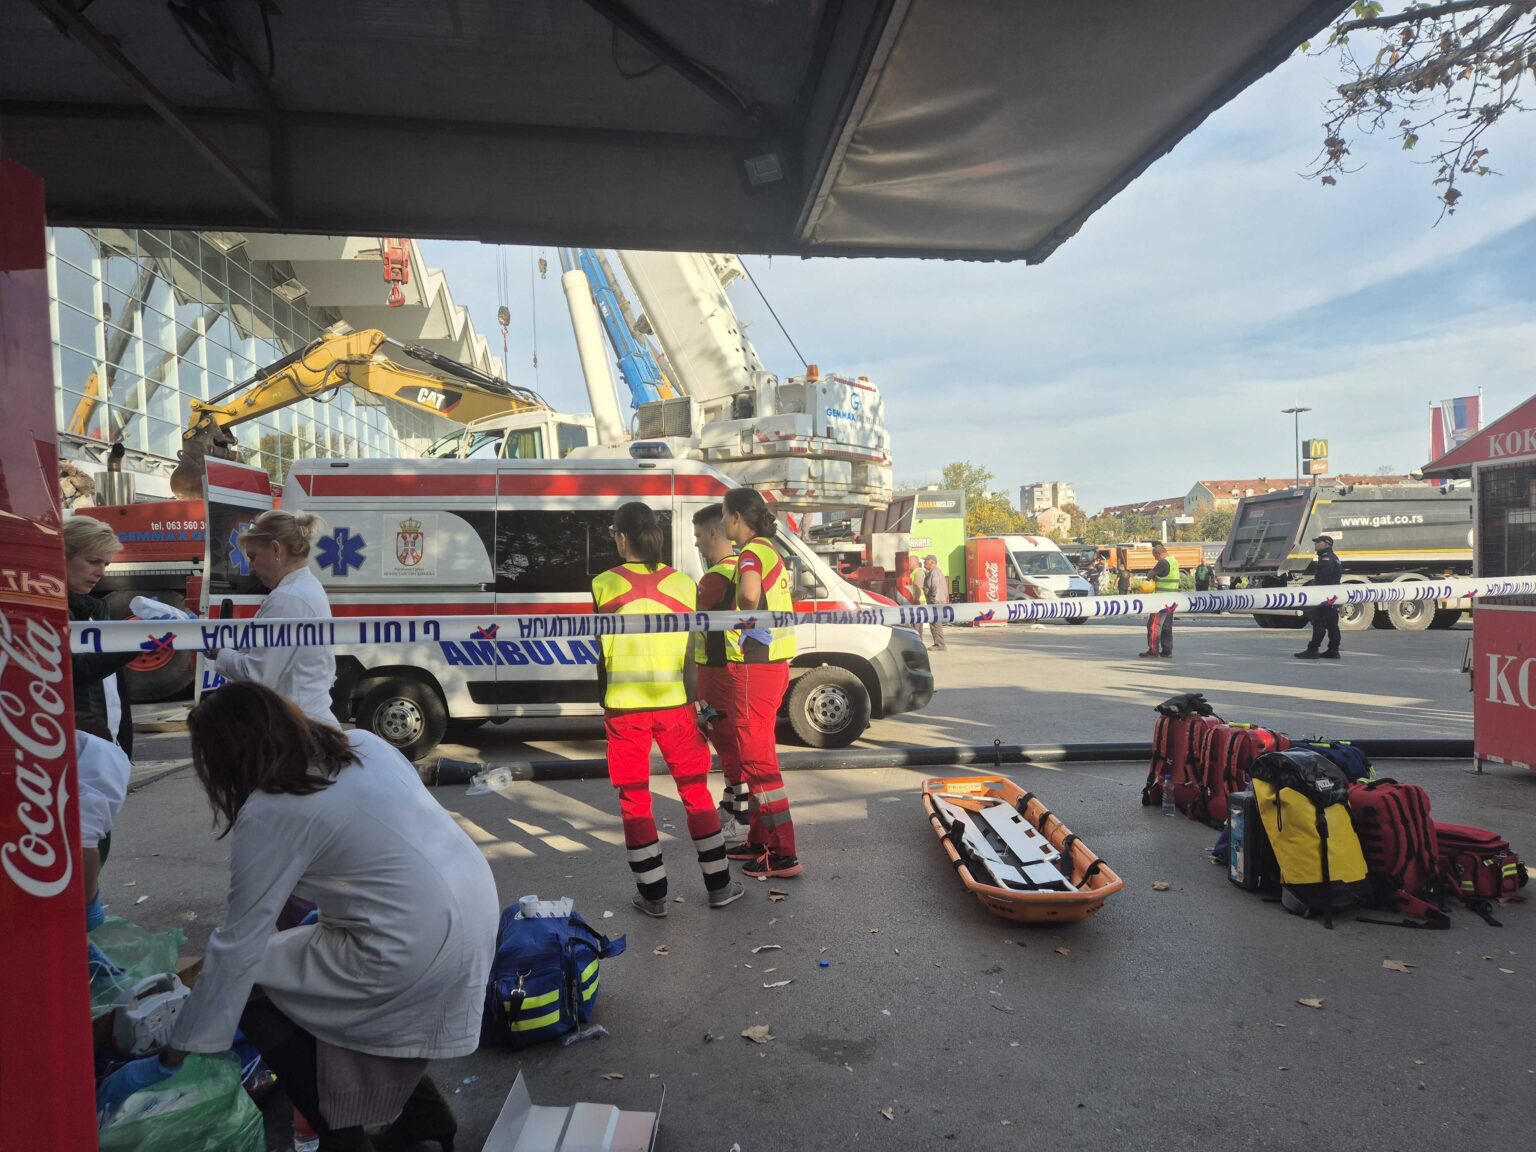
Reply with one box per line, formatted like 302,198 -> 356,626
104,615 -> 1536,1152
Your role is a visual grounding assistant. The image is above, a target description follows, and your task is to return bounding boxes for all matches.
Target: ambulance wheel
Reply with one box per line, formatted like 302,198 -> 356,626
358,679 -> 447,761
785,667 -> 870,749
102,589 -> 195,702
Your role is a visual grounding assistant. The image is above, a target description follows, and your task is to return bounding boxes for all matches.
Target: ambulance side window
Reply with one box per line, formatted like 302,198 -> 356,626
495,510 -> 672,594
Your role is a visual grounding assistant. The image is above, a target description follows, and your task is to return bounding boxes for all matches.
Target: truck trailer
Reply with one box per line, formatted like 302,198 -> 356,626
1217,483 -> 1474,631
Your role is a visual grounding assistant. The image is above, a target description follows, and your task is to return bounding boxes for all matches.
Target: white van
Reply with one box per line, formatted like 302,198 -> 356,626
993,535 -> 1095,620
204,457 -> 933,759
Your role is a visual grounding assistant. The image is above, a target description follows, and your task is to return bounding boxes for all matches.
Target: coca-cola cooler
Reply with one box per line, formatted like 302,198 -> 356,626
1423,395 -> 1536,772
965,536 -> 1008,627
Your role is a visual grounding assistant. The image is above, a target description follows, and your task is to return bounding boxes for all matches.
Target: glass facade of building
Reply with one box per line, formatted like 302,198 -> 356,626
48,227 -> 456,481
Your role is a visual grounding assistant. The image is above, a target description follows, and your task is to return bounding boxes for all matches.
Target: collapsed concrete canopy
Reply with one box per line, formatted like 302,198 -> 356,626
3,0 -> 1346,260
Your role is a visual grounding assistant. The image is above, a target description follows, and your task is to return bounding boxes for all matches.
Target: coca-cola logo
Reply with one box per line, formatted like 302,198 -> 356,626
0,608 -> 74,898
985,560 -> 1000,601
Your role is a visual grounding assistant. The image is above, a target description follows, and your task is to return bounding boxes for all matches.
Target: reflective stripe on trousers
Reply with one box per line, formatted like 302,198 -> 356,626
727,662 -> 796,856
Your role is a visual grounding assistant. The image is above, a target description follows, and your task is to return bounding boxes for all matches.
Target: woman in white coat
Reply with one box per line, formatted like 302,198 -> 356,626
208,510 -> 336,723
98,682 -> 500,1150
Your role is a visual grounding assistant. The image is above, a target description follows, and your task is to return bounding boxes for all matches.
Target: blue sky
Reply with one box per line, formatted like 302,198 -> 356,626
419,47 -> 1536,513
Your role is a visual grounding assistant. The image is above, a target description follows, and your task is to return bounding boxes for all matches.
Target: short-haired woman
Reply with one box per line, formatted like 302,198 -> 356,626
65,516 -> 135,754
719,487 -> 802,879
593,501 -> 744,916
208,510 -> 336,723
96,682 -> 500,1150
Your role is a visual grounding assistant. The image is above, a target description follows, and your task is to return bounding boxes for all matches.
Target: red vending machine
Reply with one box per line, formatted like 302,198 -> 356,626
965,536 -> 1008,627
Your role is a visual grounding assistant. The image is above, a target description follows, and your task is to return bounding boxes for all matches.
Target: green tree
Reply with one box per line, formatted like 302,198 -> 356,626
1309,2 -> 1536,214
941,461 -> 994,513
1193,504 -> 1235,543
968,492 -> 1018,536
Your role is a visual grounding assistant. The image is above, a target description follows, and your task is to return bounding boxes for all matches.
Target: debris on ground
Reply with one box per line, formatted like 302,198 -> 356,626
880,1107 -> 895,1121
600,1072 -> 624,1080
751,944 -> 781,954
762,980 -> 792,989
741,1025 -> 774,1044
1152,881 -> 1171,891
1382,959 -> 1415,974
1297,998 -> 1325,1010
653,945 -> 668,956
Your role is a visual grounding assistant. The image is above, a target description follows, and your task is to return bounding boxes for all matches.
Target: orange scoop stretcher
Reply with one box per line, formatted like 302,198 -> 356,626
922,775 -> 1124,923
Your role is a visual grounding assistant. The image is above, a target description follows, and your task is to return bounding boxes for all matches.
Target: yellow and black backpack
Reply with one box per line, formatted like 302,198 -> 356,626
1249,749 -> 1369,929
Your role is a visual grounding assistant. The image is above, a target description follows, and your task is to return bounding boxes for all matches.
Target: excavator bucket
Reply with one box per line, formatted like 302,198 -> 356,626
168,427 -> 238,499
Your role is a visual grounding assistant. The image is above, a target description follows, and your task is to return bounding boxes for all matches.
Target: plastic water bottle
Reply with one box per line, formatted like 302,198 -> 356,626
129,595 -> 196,621
1162,770 -> 1175,816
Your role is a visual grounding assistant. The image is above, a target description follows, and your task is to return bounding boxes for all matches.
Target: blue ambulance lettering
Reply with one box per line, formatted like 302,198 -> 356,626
439,639 -> 601,667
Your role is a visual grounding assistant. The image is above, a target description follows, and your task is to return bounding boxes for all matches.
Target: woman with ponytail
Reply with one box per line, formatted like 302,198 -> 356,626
719,487 -> 802,879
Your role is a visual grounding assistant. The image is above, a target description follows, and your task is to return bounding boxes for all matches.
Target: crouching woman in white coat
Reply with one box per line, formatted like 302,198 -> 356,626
100,682 -> 500,1151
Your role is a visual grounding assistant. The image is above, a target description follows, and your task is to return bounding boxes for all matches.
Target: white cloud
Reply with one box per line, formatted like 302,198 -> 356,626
421,45 -> 1536,511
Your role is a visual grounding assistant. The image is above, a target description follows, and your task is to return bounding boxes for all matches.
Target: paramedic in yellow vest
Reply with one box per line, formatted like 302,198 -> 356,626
691,504 -> 749,843
593,502 -> 744,917
1139,542 -> 1180,659
719,487 -> 803,879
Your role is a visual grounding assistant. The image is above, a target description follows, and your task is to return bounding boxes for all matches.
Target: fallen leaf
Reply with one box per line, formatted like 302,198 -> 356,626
769,888 -> 788,898
763,980 -> 793,989
751,944 -> 781,954
1382,959 -> 1415,974
870,928 -> 879,934
880,1108 -> 894,1121
601,1072 -> 624,1080
769,918 -> 779,926
673,896 -> 684,903
1297,998 -> 1325,1010
653,945 -> 669,956
1054,947 -> 1070,957
1413,1060 -> 1425,1066
819,946 -> 828,954
992,1004 -> 1013,1013
1152,881 -> 1171,891
768,893 -> 786,903
742,1025 -> 774,1044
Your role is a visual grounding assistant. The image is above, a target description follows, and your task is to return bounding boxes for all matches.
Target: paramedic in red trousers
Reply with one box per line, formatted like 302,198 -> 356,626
719,488 -> 803,879
594,502 -> 745,916
1139,542 -> 1179,659
921,554 -> 949,651
1296,534 -> 1343,660
692,504 -> 750,843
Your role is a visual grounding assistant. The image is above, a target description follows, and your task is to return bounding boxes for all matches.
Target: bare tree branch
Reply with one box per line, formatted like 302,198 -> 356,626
1338,0 -> 1532,34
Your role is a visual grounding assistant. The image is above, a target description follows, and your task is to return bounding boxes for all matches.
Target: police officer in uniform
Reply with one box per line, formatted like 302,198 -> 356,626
1296,534 -> 1343,660
593,502 -> 745,916
1139,542 -> 1180,659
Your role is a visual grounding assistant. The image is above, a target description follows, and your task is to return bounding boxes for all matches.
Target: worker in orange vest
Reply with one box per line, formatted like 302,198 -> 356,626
593,502 -> 744,916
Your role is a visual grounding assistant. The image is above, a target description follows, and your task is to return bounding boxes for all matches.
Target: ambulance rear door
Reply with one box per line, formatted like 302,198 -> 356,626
198,458 -> 275,700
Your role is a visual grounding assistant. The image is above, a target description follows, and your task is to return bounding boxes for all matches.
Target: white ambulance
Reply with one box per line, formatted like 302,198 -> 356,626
203,456 -> 934,759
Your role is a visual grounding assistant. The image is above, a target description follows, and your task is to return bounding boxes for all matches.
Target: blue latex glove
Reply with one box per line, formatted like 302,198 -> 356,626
298,908 -> 319,926
97,1055 -> 176,1124
85,895 -> 107,932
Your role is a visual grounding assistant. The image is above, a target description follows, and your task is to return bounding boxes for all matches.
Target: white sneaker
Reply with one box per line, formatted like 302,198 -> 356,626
719,818 -> 749,846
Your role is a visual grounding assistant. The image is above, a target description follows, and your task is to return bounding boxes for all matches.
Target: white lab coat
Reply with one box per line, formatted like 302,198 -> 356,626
76,731 -> 130,849
170,730 -> 500,1060
213,565 -> 337,723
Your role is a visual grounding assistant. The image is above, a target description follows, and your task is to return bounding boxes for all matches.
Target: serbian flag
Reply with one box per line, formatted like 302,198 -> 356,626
1429,394 -> 1482,484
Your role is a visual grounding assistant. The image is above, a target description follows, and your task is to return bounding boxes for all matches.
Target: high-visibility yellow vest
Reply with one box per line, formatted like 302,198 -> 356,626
1155,556 -> 1181,592
693,554 -> 738,667
726,536 -> 796,664
592,563 -> 697,710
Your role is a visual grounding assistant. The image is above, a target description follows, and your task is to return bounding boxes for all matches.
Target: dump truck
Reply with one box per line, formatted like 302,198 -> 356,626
1217,483 -> 1474,632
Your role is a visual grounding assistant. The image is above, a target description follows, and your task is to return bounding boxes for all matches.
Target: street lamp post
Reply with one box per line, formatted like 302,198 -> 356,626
1281,406 -> 1311,488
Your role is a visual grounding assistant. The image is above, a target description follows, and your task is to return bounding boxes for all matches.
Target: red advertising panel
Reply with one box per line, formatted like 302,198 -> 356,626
1472,603 -> 1536,770
0,160 -> 98,1145
965,537 -> 1007,627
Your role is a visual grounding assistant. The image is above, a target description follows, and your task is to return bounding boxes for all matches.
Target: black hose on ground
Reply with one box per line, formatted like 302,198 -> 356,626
424,738 -> 1474,786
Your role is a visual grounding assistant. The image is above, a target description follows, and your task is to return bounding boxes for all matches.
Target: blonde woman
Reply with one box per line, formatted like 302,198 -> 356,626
208,510 -> 337,723
65,516 -> 134,753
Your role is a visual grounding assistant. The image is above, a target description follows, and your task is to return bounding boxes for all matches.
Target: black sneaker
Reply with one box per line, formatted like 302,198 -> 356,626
726,841 -> 767,861
1320,650 -> 1341,660
1137,650 -> 1159,659
1294,649 -> 1320,660
741,854 -> 803,879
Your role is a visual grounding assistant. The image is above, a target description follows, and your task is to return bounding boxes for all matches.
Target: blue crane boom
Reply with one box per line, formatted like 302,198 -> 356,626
557,248 -> 674,409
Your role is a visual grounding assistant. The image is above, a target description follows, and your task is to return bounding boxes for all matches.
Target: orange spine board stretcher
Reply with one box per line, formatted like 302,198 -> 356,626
922,776 -> 1124,923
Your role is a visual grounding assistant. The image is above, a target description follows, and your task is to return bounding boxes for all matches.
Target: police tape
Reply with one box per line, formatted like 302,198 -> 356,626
66,576 -> 1536,655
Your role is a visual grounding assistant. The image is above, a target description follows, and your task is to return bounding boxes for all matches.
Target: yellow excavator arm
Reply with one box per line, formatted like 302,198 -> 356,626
171,328 -> 547,496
